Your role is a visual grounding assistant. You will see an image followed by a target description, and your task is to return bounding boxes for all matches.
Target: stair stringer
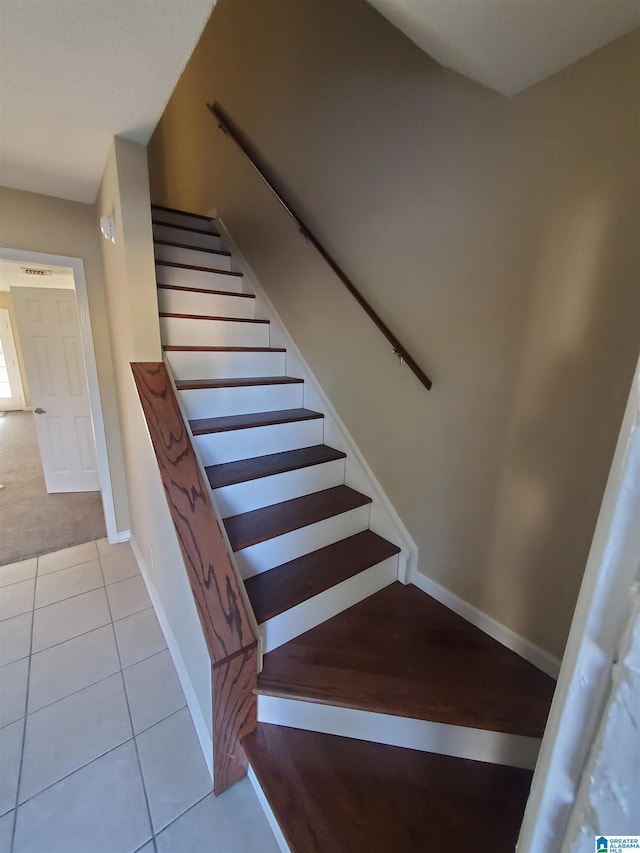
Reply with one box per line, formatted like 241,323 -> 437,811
216,217 -> 418,585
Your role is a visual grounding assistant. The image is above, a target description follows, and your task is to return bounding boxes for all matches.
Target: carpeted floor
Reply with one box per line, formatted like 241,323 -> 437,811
0,410 -> 106,566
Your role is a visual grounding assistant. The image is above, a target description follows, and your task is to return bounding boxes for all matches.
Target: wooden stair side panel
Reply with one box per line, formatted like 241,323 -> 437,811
131,361 -> 258,795
212,645 -> 258,796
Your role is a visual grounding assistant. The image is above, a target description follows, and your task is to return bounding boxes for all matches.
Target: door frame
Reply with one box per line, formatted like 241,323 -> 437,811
0,246 -> 122,543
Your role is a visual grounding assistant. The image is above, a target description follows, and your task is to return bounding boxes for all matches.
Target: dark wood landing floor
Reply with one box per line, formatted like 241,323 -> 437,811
258,583 -> 555,737
244,723 -> 533,853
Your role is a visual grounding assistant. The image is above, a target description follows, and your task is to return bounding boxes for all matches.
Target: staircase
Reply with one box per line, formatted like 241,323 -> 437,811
151,203 -> 556,852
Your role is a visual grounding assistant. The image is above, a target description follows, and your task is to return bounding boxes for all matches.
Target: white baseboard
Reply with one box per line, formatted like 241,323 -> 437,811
257,695 -> 541,770
412,571 -> 561,679
130,536 -> 214,781
247,766 -> 291,853
217,218 -> 418,584
108,528 -> 131,545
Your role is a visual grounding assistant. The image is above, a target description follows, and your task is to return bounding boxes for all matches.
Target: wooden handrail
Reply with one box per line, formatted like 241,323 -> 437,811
207,103 -> 433,391
132,362 -> 257,795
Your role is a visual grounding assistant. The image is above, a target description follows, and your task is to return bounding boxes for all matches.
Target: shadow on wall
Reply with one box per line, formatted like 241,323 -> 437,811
485,174 -> 640,656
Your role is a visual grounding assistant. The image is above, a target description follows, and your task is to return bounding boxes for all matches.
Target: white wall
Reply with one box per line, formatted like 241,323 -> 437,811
96,137 -> 213,746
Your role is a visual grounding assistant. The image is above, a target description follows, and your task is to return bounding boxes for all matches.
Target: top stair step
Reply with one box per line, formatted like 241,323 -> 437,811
257,582 -> 556,738
153,221 -> 225,253
152,218 -> 220,237
151,204 -> 213,230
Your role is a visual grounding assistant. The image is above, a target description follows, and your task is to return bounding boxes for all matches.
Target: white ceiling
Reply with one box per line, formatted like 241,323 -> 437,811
0,0 -> 216,204
0,259 -> 75,292
367,0 -> 640,95
0,0 -> 636,207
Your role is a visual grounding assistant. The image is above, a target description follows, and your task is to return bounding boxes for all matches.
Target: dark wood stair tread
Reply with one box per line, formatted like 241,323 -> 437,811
245,530 -> 399,623
155,259 -> 242,276
154,239 -> 230,257
151,203 -> 212,221
243,723 -> 533,853
207,444 -> 346,488
163,345 -> 286,353
190,408 -> 322,435
258,582 -> 556,738
152,218 -> 220,237
157,283 -> 254,298
224,486 -> 372,552
176,376 -> 302,391
159,312 -> 268,324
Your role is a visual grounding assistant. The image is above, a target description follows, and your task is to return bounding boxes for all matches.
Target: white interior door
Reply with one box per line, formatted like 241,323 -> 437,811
0,308 -> 25,411
10,286 -> 100,493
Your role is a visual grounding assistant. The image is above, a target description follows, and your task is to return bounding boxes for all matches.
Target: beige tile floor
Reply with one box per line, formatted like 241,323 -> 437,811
0,539 -> 279,853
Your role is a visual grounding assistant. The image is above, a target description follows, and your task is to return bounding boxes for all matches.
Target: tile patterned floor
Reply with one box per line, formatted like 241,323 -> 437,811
0,539 -> 279,853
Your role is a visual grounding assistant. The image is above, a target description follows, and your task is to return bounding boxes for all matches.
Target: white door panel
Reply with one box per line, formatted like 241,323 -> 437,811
10,287 -> 100,493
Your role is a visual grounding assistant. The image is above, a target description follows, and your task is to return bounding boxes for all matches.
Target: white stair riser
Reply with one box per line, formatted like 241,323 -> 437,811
195,419 -> 324,466
214,458 -> 346,518
156,263 -> 244,293
160,316 -> 269,348
261,556 -> 397,652
166,349 -> 286,381
152,223 -> 225,252
179,383 -> 303,421
158,287 -> 255,320
257,696 -> 541,770
235,503 -> 371,578
154,243 -> 232,271
151,209 -> 211,229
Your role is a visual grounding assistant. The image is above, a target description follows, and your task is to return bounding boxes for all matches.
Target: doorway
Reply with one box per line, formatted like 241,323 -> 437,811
0,250 -> 119,563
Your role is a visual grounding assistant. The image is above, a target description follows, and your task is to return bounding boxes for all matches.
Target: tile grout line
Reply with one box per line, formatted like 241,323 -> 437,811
152,788 -> 213,840
31,601 -> 153,660
98,553 -> 159,853
11,704 -> 189,814
3,541 -> 200,850
19,609 -> 164,718
8,553 -> 38,853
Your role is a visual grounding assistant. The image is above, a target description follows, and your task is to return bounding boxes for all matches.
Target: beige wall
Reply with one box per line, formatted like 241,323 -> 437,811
147,0 -> 640,659
0,185 -> 130,533
0,290 -> 30,406
96,137 -> 212,739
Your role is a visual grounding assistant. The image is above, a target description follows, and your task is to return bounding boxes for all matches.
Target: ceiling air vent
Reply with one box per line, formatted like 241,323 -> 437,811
22,268 -> 52,276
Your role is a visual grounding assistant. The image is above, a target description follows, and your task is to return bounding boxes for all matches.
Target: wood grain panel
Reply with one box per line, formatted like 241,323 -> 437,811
132,362 -> 258,795
131,362 -> 256,662
212,644 -> 258,795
